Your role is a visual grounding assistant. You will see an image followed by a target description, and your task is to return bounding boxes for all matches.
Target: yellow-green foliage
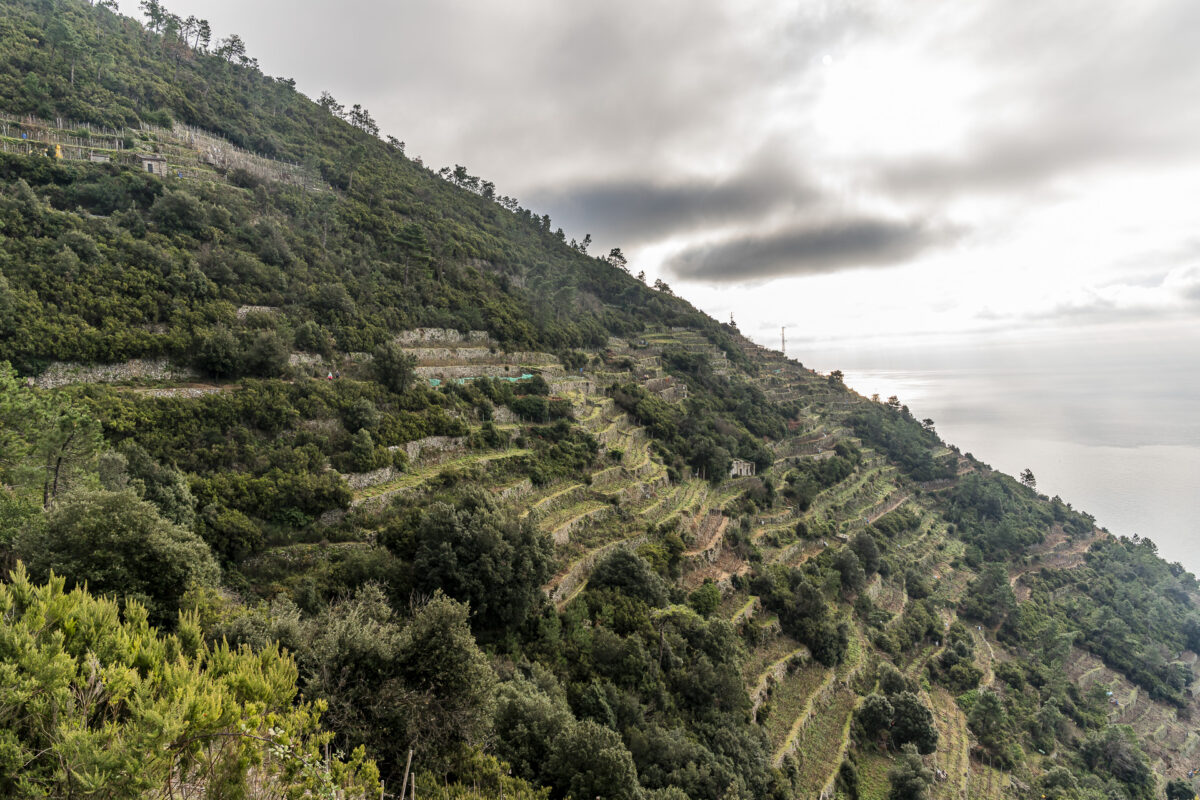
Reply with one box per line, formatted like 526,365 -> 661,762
0,564 -> 379,798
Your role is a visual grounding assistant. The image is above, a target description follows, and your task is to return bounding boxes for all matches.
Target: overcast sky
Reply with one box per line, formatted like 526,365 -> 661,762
119,0 -> 1200,356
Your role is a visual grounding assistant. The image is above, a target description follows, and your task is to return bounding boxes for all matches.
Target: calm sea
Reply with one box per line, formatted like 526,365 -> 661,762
800,332 -> 1200,573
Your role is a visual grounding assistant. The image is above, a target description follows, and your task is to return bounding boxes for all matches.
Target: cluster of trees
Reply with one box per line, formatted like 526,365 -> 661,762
608,378 -> 777,485
520,548 -> 788,800
931,621 -> 984,692
780,443 -> 861,511
1020,537 -> 1199,707
854,662 -> 938,754
945,472 -> 1060,563
753,565 -> 850,666
846,404 -> 955,482
0,0 -> 746,377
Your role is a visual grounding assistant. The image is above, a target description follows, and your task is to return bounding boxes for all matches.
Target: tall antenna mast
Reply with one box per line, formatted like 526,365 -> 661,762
781,327 -> 786,356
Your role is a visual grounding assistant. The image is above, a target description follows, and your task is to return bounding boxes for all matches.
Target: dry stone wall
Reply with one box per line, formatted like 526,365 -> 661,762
395,328 -> 489,345
548,533 -> 650,607
236,305 -> 279,319
31,358 -> 197,389
398,435 -> 466,466
341,466 -> 401,491
494,477 -> 533,503
492,406 -> 520,424
550,506 -> 614,545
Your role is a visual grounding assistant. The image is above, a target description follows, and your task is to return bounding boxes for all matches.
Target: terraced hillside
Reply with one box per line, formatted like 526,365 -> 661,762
3,2 -> 1198,797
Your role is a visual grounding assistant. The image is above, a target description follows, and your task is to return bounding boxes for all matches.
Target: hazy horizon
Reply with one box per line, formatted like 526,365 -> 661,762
799,332 -> 1200,573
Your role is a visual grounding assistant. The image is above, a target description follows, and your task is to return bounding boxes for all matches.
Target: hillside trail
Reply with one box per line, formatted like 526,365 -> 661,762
683,512 -> 728,557
972,627 -> 997,688
1007,526 -> 1105,598
866,493 -> 910,524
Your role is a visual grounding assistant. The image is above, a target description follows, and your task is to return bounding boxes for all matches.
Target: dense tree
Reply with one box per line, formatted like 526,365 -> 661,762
1166,778 -> 1196,800
966,690 -> 1008,752
1079,726 -> 1155,800
1020,468 -> 1037,489
590,549 -> 669,607
856,693 -> 894,746
18,489 -> 218,626
547,720 -> 642,800
688,579 -> 721,617
0,365 -> 102,509
116,440 -> 197,528
851,530 -> 880,575
960,563 -> 1016,626
889,692 -> 938,754
298,586 -> 496,779
373,340 -> 419,394
383,491 -> 552,636
887,744 -> 932,800
0,566 -> 379,798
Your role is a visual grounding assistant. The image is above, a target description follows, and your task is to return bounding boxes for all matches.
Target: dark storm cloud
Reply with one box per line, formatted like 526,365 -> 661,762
523,162 -> 816,245
665,218 -> 949,283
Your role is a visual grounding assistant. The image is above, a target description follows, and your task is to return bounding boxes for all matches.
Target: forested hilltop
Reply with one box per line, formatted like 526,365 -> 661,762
2,2 -> 1199,799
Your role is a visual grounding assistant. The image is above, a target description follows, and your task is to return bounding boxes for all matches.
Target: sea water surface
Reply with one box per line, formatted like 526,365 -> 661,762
801,331 -> 1200,574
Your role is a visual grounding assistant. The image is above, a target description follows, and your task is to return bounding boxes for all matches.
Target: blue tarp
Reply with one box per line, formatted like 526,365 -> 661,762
428,373 -> 534,388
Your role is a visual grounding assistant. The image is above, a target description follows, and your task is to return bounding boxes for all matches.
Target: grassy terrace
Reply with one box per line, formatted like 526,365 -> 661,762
727,594 -> 758,623
522,482 -> 587,518
550,513 -> 641,572
351,448 -> 531,503
540,500 -> 611,538
855,751 -> 896,800
786,685 -> 858,795
763,663 -> 831,757
744,636 -> 805,694
929,687 -> 970,800
966,761 -> 1011,800
635,479 -> 700,523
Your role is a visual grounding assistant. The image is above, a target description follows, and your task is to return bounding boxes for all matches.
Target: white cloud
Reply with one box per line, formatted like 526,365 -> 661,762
121,0 -> 1200,354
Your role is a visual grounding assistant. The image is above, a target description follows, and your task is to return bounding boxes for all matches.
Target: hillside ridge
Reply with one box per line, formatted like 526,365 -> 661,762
0,2 -> 1197,800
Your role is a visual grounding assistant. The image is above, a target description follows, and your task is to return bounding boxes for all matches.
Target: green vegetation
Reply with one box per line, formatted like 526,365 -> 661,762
0,564 -> 379,798
0,1 -> 1198,798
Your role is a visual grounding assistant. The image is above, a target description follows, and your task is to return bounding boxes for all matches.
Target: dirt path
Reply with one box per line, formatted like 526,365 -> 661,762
1007,526 -> 1105,598
867,493 -> 910,524
684,512 -> 728,556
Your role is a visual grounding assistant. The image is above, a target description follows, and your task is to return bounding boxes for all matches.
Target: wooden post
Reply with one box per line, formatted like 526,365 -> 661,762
399,749 -> 414,800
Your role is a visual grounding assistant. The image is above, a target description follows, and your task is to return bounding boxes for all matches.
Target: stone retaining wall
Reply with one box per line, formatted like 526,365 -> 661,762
491,406 -> 519,424
342,466 -> 401,491
493,477 -> 533,503
400,346 -> 494,363
132,386 -> 224,399
548,533 -> 650,607
527,484 -> 589,520
398,435 -> 466,465
236,305 -> 279,319
416,364 -> 545,380
31,358 -> 197,389
551,505 -> 614,545
395,328 -> 490,345
548,378 -> 595,396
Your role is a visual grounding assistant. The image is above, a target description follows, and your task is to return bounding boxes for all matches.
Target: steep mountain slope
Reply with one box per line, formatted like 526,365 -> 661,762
1,3 -> 1198,800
